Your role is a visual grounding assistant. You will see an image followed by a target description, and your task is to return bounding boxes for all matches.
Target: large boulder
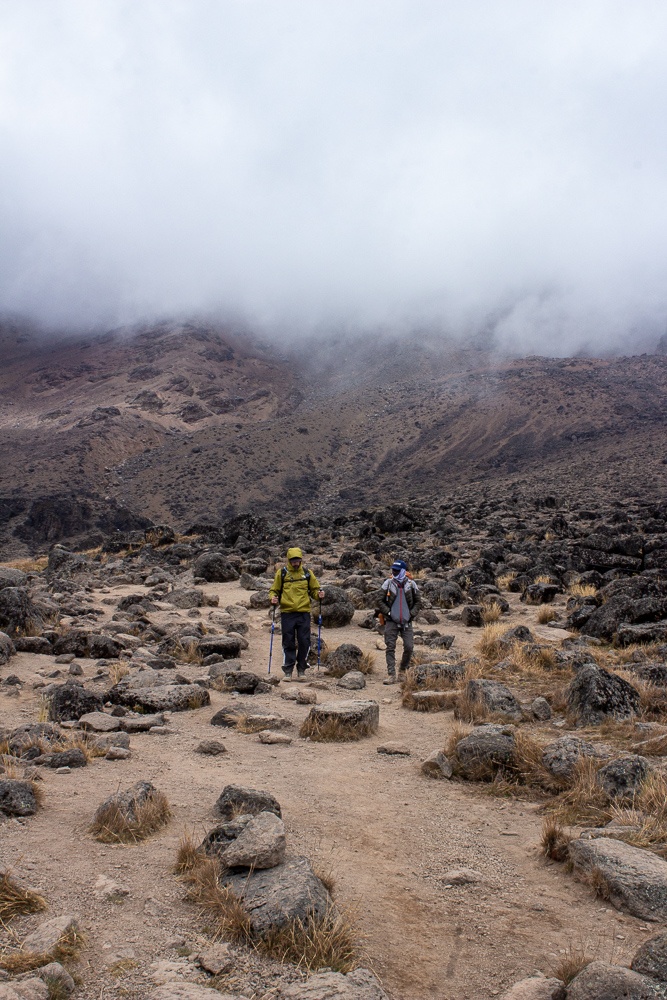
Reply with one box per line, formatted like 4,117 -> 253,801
48,682 -> 103,722
541,736 -> 610,781
568,838 -> 667,921
464,679 -> 522,721
0,779 -> 38,816
325,643 -> 364,677
222,856 -> 332,937
0,587 -> 36,636
596,755 -> 651,804
454,724 -> 516,778
108,680 -> 210,713
566,664 -> 640,726
193,552 -> 239,583
0,567 -> 27,589
13,636 -> 52,654
215,785 -> 282,820
581,579 -> 667,642
566,961 -> 657,999
0,631 -> 15,665
316,587 -> 354,628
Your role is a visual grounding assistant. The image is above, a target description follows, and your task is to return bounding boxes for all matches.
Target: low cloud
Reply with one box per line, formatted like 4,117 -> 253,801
1,0 -> 667,354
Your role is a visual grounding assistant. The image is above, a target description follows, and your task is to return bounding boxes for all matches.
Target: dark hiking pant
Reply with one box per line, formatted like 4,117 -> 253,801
281,611 -> 311,674
384,620 -> 414,675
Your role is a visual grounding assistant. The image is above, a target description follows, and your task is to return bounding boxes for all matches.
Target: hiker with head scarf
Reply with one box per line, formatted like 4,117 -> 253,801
376,559 -> 421,684
269,547 -> 324,681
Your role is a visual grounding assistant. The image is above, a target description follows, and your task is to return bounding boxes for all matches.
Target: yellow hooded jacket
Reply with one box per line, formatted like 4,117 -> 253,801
269,547 -> 321,613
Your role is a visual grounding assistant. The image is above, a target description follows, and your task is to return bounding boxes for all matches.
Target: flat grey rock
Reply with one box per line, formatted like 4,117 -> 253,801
567,960 -> 659,999
78,712 -> 121,732
222,855 -> 331,936
280,967 -> 389,999
569,837 -> 667,921
22,915 -> 80,955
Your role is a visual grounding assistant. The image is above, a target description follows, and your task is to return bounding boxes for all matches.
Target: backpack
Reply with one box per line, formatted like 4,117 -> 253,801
277,565 -> 312,599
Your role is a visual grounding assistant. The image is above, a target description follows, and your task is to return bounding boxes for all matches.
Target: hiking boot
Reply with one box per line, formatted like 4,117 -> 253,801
295,673 -> 308,683
282,673 -> 294,682
383,675 -> 397,685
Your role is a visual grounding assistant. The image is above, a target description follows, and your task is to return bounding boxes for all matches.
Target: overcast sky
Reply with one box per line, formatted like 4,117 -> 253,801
1,1 -> 667,354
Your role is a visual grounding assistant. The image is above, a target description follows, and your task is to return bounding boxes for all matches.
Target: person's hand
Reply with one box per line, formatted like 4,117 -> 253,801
318,590 -> 325,599
271,596 -> 279,605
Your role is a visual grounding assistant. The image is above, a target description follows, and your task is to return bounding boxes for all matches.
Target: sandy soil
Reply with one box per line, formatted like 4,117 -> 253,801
0,579 -> 656,1000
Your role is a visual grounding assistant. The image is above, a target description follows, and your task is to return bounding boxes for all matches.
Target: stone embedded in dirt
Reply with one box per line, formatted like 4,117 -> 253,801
337,670 -> 366,690
596,755 -> 651,804
531,696 -> 552,720
35,963 -> 75,996
48,682 -> 103,722
210,707 -> 244,728
258,730 -> 292,745
7,723 -> 62,757
296,688 -> 317,704
280,967 -> 390,999
325,643 -> 364,676
240,713 -> 291,733
568,837 -> 667,921
193,551 -> 240,582
0,979 -> 49,1000
13,636 -> 51,655
105,747 -> 131,760
566,960 -> 657,999
93,731 -> 131,751
465,678 -> 522,721
0,779 -> 38,815
421,751 -> 453,779
153,985 -> 242,1000
110,680 -> 210,713
421,579 -> 464,609
302,699 -> 380,740
521,583 -> 560,605
42,748 -> 87,768
197,943 -> 233,975
215,784 -> 282,820
541,736 -> 611,780
461,604 -> 484,627
219,671 -> 262,694
222,855 -> 331,936
22,915 -> 80,956
79,712 -> 121,732
94,874 -> 130,901
566,664 -> 641,726
499,975 -> 565,999
0,630 -> 15,665
377,742 -> 411,755
196,740 -> 227,755
198,635 -> 242,659
214,810 -> 286,869
632,931 -> 667,982
409,691 -> 451,711
316,587 -> 355,628
455,724 -> 516,778
165,587 -> 206,609
441,868 -> 484,886
92,780 -> 164,832
496,625 -> 535,654
411,661 -> 465,686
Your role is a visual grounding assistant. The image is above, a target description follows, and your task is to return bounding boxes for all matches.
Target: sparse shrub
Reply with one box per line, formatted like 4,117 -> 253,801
259,908 -> 358,973
173,832 -> 205,874
477,624 -> 506,660
358,652 -> 375,675
547,758 -> 611,826
534,574 -> 557,585
541,817 -> 571,862
2,557 -> 48,573
181,857 -> 252,943
550,942 -> 596,984
0,925 -> 85,974
89,789 -> 171,844
568,583 -> 598,598
0,870 -> 47,922
109,661 -> 131,685
496,573 -> 516,591
537,606 -> 558,624
512,643 -> 558,674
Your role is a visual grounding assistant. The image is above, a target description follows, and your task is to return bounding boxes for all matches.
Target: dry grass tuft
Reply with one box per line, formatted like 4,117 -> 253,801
109,661 -> 131,686
547,758 -> 611,827
512,643 -> 558,674
258,908 -> 358,973
610,772 -> 667,857
0,870 -> 47,923
476,624 -> 507,661
173,640 -> 203,665
568,583 -> 598,598
496,573 -> 516,591
181,858 -> 252,943
0,926 -> 85,974
550,942 -> 596,984
300,715 -> 376,742
537,606 -> 558,624
89,790 -> 171,844
541,817 -> 571,862
173,832 -> 205,874
481,604 -> 502,624
2,556 -> 48,573
452,689 -> 493,724
358,652 -> 375,675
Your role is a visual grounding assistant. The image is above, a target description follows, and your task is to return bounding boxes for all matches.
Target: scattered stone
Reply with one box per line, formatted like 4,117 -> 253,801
566,960 -> 657,999
542,736 -> 611,780
35,963 -> 75,996
377,743 -> 411,755
105,747 -> 131,761
0,779 -> 38,816
421,750 -> 453,779
197,943 -> 233,975
215,784 -> 282,820
296,688 -> 318,704
214,810 -> 286,869
79,712 -> 121,733
531,696 -> 552,721
0,979 -> 48,1000
280,967 -> 390,999
22,915 -> 80,955
258,731 -> 292,745
195,740 -> 227,756
441,868 -> 484,886
337,670 -> 366,690
465,678 -> 522,720
461,604 -> 484,627
48,683 -> 103,722
567,664 -> 641,726
596,755 -> 651,804
301,699 -> 380,740
455,724 -> 516,778
210,707 -> 244,728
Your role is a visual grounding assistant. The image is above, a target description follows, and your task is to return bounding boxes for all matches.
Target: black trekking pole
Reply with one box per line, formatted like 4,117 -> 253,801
268,604 -> 276,675
317,598 -> 323,672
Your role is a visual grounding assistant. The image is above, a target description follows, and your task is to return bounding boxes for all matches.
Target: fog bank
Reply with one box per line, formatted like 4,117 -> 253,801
1,1 -> 667,354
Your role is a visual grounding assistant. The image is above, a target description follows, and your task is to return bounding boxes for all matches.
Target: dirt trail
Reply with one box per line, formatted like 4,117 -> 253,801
0,579 -> 654,999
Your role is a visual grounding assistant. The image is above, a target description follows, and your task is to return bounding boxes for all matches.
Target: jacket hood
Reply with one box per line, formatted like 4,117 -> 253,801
286,547 -> 304,562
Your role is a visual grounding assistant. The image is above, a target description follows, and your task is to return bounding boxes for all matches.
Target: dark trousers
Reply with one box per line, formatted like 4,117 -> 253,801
281,611 -> 311,674
384,620 -> 414,675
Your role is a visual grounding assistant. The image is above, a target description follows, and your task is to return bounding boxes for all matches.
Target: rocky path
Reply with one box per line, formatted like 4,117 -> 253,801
0,579 -> 656,999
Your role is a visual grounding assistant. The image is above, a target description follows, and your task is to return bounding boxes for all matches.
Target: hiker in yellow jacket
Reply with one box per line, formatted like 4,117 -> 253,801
269,547 -> 324,681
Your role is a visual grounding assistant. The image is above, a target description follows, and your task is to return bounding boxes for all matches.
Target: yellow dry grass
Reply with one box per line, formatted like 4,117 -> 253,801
89,790 -> 171,844
0,926 -> 85,973
1,556 -> 48,573
537,606 -> 558,624
496,573 -> 517,591
540,817 -> 571,862
300,715 -> 376,742
0,870 -> 47,924
109,661 -> 131,685
476,624 -> 507,661
547,758 -> 611,827
568,583 -> 598,598
481,604 -> 501,624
